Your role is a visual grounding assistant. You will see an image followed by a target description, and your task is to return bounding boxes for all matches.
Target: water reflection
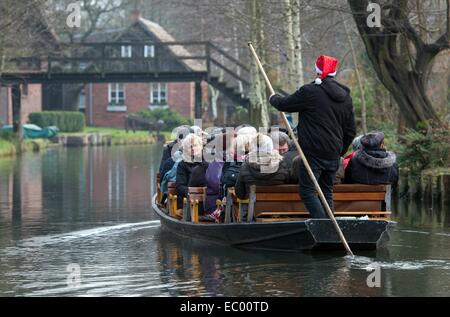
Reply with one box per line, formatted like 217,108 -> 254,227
153,230 -> 390,297
0,146 -> 161,247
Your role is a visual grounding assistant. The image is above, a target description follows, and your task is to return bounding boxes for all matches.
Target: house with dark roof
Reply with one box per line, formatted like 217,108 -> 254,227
42,12 -> 208,128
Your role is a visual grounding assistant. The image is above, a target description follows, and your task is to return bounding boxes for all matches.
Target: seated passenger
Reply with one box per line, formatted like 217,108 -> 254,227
159,125 -> 193,179
220,133 -> 252,199
235,134 -> 290,199
344,135 -> 363,170
344,132 -> 399,185
203,132 -> 231,214
160,150 -> 182,198
176,134 -> 209,207
270,131 -> 290,155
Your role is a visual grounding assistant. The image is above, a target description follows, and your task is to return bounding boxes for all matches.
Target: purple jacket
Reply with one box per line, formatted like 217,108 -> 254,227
204,160 -> 224,213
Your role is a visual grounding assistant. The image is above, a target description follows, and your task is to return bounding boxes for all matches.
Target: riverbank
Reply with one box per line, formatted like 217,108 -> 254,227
0,139 -> 16,157
399,168 -> 450,203
0,127 -> 170,158
60,127 -> 169,146
0,137 -> 52,158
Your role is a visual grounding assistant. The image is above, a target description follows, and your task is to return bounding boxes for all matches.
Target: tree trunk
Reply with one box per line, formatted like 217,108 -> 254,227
209,85 -> 220,120
348,0 -> 447,129
340,10 -> 368,133
290,0 -> 303,127
232,6 -> 244,95
11,83 -> 21,137
292,0 -> 304,88
248,0 -> 270,128
284,0 -> 296,92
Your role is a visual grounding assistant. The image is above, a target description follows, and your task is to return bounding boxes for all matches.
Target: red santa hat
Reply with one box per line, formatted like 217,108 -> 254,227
314,55 -> 338,85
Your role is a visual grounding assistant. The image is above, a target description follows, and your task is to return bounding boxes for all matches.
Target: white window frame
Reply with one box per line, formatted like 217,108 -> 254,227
108,83 -> 126,112
144,45 -> 155,58
121,45 -> 132,58
150,83 -> 168,106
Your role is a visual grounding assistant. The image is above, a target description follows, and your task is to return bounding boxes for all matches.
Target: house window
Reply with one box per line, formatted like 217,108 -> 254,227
79,88 -> 86,111
121,45 -> 132,58
144,45 -> 155,58
108,83 -> 126,112
150,83 -> 167,106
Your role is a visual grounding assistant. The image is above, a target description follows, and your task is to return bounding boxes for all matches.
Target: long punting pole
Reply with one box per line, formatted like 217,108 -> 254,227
248,42 -> 354,257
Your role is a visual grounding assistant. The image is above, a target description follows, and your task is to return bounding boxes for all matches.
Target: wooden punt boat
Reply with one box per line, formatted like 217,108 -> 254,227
152,177 -> 397,252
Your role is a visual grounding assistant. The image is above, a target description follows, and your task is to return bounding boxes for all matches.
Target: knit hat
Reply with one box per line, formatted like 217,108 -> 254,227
315,55 -> 338,85
360,132 -> 385,149
352,135 -> 364,151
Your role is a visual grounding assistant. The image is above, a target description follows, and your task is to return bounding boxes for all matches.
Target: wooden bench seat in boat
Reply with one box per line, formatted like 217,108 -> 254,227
227,184 -> 391,223
186,187 -> 206,223
167,182 -> 182,219
156,173 -> 162,206
167,185 -> 214,223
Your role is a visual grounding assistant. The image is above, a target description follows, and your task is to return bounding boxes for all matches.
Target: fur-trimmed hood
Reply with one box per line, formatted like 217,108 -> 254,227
354,148 -> 396,169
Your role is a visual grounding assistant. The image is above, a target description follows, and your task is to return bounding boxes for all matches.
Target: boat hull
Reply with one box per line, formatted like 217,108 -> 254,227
152,195 -> 396,251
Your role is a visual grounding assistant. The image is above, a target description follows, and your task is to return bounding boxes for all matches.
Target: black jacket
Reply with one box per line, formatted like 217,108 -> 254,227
270,78 -> 356,160
344,148 -> 399,185
159,157 -> 175,184
159,140 -> 176,176
176,160 -> 209,199
219,161 -> 243,198
235,153 -> 290,199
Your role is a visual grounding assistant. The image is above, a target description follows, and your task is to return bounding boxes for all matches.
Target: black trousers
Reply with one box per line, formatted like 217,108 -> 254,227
298,155 -> 339,219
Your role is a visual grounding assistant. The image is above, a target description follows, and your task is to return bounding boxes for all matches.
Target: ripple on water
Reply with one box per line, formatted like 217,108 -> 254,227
346,255 -> 450,271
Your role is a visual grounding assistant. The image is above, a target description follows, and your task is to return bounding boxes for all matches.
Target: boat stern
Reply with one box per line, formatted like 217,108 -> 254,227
305,219 -> 397,251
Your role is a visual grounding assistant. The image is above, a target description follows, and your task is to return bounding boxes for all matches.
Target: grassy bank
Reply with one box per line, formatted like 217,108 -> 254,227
0,135 -> 50,158
0,138 -> 16,157
0,127 -> 168,158
62,127 -> 169,146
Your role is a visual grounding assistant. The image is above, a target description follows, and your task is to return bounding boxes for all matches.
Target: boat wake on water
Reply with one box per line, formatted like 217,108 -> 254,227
11,221 -> 161,249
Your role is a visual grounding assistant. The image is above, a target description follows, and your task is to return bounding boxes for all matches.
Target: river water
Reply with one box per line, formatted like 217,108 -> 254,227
0,145 -> 449,297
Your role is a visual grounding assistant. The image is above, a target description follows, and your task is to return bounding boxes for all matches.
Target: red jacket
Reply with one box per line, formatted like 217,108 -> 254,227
344,151 -> 356,170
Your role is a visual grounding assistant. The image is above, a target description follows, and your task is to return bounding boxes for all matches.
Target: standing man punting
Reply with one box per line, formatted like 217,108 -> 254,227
269,55 -> 356,218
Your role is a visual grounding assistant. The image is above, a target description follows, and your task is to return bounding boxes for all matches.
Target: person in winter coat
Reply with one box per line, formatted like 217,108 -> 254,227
268,55 -> 356,218
235,134 -> 290,200
159,125 -> 193,179
344,132 -> 399,185
343,135 -> 363,170
270,131 -> 290,155
219,132 -> 254,199
176,133 -> 209,207
161,150 -> 183,195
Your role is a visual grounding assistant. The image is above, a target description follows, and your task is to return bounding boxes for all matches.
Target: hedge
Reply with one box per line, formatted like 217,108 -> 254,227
135,108 -> 191,131
29,111 -> 85,132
